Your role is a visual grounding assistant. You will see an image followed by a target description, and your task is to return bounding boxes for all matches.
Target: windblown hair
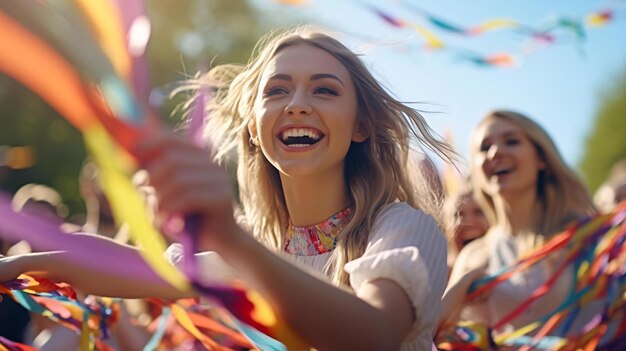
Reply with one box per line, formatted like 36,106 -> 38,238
183,25 -> 455,285
471,110 -> 595,238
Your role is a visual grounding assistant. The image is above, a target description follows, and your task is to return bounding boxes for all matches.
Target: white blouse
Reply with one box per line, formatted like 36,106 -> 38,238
166,202 -> 447,351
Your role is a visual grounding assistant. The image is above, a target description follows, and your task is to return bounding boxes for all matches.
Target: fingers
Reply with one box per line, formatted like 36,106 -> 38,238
147,149 -> 215,187
133,129 -> 233,226
135,130 -> 196,165
144,147 -> 229,214
159,173 -> 231,212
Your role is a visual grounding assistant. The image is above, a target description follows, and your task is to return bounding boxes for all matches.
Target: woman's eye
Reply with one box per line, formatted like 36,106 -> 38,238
479,143 -> 490,152
314,86 -> 339,95
264,87 -> 288,97
505,138 -> 520,146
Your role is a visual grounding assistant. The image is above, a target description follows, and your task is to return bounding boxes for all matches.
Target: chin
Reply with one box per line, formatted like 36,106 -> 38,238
497,185 -> 535,200
275,163 -> 320,177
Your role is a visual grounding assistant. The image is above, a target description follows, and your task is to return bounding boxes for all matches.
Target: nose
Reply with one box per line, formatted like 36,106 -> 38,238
285,90 -> 312,115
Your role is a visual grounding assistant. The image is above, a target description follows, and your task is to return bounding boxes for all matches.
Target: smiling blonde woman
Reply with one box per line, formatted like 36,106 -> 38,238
1,26 -> 456,351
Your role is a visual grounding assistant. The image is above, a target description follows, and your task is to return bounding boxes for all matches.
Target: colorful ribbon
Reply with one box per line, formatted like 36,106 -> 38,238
274,0 -> 626,68
436,203 -> 626,350
1,275 -> 119,351
0,2 -> 305,350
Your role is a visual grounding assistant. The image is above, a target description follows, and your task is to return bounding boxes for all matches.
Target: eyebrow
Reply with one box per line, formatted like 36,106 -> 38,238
311,73 -> 345,86
267,73 -> 345,86
480,130 -> 522,144
501,131 -> 522,138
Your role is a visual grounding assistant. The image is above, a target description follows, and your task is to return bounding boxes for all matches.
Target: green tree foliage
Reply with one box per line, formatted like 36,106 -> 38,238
147,0 -> 279,90
146,0 -> 280,126
0,0 -> 279,216
0,77 -> 87,213
579,66 -> 626,192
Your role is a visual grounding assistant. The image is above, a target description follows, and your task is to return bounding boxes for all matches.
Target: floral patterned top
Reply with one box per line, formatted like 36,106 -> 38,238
283,207 -> 351,256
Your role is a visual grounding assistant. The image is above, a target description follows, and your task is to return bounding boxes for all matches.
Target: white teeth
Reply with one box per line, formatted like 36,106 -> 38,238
281,128 -> 321,141
492,167 -> 512,176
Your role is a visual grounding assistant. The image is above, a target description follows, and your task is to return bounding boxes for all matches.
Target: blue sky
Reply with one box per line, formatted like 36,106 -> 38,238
254,0 -> 626,174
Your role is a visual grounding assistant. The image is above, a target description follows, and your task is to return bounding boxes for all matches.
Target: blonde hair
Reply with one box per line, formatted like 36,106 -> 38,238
471,110 -> 595,238
184,26 -> 455,285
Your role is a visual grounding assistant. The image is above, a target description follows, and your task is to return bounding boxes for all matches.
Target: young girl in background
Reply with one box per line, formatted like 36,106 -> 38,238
443,187 -> 489,270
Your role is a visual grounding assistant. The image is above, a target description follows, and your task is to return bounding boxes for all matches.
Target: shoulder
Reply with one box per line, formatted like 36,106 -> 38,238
374,202 -> 438,227
369,202 -> 445,249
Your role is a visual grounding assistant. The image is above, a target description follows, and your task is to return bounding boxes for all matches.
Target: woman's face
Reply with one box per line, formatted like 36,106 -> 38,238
472,117 -> 546,199
454,196 -> 489,249
250,43 -> 364,178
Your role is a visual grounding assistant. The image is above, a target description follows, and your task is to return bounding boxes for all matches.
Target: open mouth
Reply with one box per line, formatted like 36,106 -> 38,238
492,166 -> 513,177
279,127 -> 324,148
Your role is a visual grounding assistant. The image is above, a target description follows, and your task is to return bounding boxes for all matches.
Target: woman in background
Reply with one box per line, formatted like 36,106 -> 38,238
440,110 -> 596,335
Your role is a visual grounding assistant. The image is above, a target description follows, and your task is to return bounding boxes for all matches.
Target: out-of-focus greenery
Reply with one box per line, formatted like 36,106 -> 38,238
0,0 -> 284,217
0,78 -> 86,213
579,65 -> 626,193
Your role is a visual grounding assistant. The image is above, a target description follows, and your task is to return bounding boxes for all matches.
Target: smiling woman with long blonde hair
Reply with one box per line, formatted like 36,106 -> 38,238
1,26 -> 456,350
440,110 -> 596,335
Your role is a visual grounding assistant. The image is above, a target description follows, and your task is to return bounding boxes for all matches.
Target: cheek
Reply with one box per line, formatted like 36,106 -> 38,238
329,115 -> 358,147
454,226 -> 464,238
254,111 -> 274,140
256,117 -> 269,134
335,99 -> 358,126
458,214 -> 469,226
522,159 -> 542,183
520,145 -> 541,169
477,215 -> 489,228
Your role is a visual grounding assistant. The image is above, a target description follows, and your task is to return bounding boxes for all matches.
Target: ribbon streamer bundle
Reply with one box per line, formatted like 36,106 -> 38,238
0,1 -> 303,350
436,202 -> 626,350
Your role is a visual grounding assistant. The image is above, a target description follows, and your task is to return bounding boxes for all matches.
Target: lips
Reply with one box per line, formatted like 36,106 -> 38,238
493,169 -> 512,176
490,164 -> 513,177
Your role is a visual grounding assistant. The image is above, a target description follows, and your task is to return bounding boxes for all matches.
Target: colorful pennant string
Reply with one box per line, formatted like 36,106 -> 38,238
273,0 -> 626,67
